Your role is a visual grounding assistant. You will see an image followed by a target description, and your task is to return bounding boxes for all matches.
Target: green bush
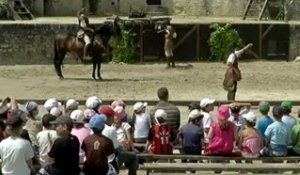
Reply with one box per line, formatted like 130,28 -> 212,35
208,24 -> 243,62
0,0 -> 8,19
110,27 -> 139,64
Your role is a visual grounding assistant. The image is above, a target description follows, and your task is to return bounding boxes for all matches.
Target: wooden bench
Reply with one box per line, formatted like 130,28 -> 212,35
138,154 -> 300,174
138,153 -> 300,163
140,162 -> 300,175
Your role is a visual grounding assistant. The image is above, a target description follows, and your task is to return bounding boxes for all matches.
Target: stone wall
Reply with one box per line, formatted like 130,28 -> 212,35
289,25 -> 300,60
0,24 -> 81,65
39,0 -> 246,17
172,0 -> 246,17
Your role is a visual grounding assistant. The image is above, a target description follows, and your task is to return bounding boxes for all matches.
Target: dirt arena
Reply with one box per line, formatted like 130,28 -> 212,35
0,61 -> 299,101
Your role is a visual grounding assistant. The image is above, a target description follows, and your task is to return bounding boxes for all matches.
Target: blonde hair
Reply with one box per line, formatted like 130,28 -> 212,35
219,120 -> 230,131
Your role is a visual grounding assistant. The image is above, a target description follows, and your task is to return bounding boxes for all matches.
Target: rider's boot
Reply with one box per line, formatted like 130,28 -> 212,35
83,44 -> 92,61
166,56 -> 171,68
170,56 -> 175,68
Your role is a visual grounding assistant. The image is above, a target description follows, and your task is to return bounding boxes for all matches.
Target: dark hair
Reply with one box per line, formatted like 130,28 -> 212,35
42,114 -> 56,128
283,108 -> 291,115
231,106 -> 241,114
157,87 -> 169,101
246,120 -> 255,127
219,120 -> 230,131
260,109 -> 268,115
92,128 -> 103,134
74,123 -> 84,129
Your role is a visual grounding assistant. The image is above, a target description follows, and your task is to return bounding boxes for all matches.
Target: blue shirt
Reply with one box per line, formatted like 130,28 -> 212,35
179,123 -> 203,149
257,115 -> 273,139
282,115 -> 297,145
264,121 -> 289,152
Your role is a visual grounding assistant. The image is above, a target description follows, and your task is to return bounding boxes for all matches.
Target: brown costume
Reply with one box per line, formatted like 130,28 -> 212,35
223,52 -> 242,101
164,26 -> 176,68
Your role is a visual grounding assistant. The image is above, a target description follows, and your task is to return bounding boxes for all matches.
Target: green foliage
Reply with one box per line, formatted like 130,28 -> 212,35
276,1 -> 285,20
110,27 -> 139,64
208,24 -> 243,62
0,0 -> 8,19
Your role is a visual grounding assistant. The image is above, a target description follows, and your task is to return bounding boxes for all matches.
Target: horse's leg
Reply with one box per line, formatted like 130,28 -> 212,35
92,58 -> 97,80
97,59 -> 102,80
54,51 -> 66,79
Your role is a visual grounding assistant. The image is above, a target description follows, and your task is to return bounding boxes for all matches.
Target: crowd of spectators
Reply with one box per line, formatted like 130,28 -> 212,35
0,87 -> 299,175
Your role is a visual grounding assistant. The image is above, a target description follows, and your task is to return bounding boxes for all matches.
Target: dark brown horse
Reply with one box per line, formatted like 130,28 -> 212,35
54,16 -> 121,80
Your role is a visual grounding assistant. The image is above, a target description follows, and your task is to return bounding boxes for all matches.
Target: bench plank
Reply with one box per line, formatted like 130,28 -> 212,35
138,154 -> 300,162
140,163 -> 300,172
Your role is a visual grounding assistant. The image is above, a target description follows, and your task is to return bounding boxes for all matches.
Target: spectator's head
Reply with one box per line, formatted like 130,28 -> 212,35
200,98 -> 215,112
70,109 -> 85,128
89,114 -> 107,134
187,101 -> 201,111
111,99 -> 126,110
133,102 -> 147,114
65,99 -> 79,113
157,87 -> 169,101
99,106 -> 115,126
272,106 -> 284,121
6,109 -> 27,136
50,107 -> 62,118
86,96 -> 102,111
113,106 -> 126,127
154,109 -> 167,125
230,103 -> 241,118
217,105 -> 230,131
83,108 -> 96,123
242,111 -> 256,127
281,101 -> 293,115
51,115 -> 73,136
259,101 -> 270,115
44,98 -> 61,112
25,101 -> 38,118
42,113 -> 57,129
188,109 -> 203,124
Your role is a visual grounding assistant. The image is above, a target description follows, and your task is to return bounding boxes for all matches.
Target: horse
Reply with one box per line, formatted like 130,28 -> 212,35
53,16 -> 121,80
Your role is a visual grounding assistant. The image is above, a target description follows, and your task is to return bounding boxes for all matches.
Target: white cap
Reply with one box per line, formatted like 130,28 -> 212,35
83,108 -> 96,119
0,103 -> 8,114
242,111 -> 256,123
66,99 -> 79,110
200,98 -> 215,108
50,107 -> 62,117
85,96 -> 102,109
188,109 -> 202,119
154,109 -> 167,120
70,109 -> 85,123
44,98 -> 62,111
133,102 -> 147,112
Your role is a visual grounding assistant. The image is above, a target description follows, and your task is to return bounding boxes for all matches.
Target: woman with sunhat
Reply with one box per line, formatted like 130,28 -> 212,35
239,112 -> 263,158
205,105 -> 238,156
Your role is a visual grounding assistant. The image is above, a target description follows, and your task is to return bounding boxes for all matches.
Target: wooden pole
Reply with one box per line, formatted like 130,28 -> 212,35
140,24 -> 144,63
196,25 -> 200,61
174,25 -> 197,50
259,24 -> 263,59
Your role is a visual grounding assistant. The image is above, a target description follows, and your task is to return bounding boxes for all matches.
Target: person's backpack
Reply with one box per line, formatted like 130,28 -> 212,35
150,125 -> 173,154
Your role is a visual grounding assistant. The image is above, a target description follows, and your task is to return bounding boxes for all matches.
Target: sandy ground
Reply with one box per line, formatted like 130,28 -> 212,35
1,61 -> 299,175
0,61 -> 300,101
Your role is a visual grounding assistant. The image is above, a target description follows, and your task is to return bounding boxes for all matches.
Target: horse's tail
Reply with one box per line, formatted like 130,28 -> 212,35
53,35 -> 65,79
54,39 -> 58,62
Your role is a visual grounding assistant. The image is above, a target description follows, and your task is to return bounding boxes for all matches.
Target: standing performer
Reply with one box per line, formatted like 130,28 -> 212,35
77,8 -> 94,61
164,25 -> 177,68
223,43 -> 253,101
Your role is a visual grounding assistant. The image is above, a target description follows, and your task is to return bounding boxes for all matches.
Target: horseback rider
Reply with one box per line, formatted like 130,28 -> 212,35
77,8 -> 94,61
164,25 -> 177,68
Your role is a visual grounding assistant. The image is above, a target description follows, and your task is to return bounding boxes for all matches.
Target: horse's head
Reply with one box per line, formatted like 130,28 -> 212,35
95,15 -> 122,38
